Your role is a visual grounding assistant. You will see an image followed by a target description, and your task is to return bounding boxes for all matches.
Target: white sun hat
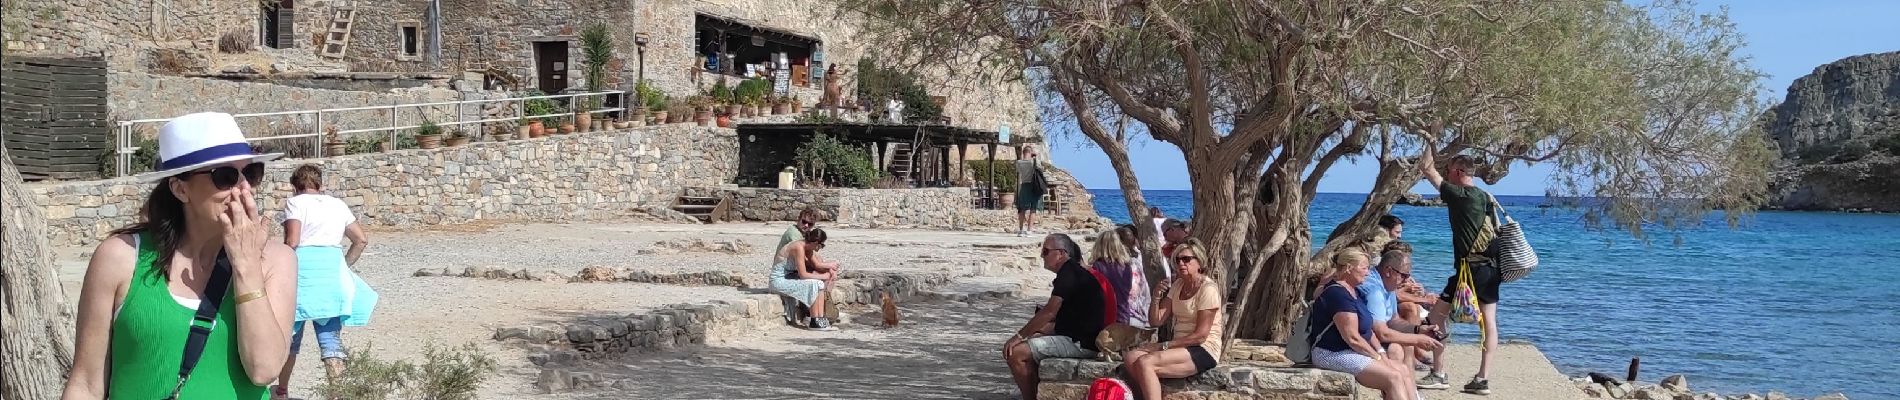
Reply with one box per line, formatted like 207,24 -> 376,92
134,112 -> 284,182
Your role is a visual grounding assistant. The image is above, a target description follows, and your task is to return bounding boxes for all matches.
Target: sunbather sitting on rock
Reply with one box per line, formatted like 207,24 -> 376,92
1121,238 -> 1226,400
1003,233 -> 1108,400
1311,250 -> 1423,400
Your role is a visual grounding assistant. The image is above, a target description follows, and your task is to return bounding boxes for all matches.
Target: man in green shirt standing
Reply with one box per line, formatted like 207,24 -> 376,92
1416,150 -> 1502,395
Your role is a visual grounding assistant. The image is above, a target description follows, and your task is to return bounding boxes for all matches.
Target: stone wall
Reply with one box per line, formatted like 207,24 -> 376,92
1036,358 -> 1360,400
27,123 -> 739,247
705,186 -> 1104,232
109,72 -> 464,135
1,0 -> 251,70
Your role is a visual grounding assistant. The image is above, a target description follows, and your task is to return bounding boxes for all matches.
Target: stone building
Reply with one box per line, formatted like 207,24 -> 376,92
2,0 -> 1099,221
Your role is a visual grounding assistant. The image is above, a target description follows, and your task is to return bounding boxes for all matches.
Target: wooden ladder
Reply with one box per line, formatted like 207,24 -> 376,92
319,1 -> 357,59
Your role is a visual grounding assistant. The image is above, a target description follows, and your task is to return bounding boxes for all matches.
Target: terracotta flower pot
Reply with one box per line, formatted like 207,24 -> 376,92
528,121 -> 546,137
323,142 -> 345,157
695,108 -> 713,126
653,111 -> 669,125
446,136 -> 470,147
559,124 -> 576,134
773,103 -> 790,115
416,134 -> 441,149
725,105 -> 741,117
716,115 -> 733,128
576,112 -> 592,132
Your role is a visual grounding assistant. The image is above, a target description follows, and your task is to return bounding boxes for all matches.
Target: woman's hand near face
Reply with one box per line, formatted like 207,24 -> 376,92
218,185 -> 269,272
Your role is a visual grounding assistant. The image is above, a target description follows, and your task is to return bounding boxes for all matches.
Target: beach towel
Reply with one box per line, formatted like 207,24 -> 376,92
294,246 -> 378,326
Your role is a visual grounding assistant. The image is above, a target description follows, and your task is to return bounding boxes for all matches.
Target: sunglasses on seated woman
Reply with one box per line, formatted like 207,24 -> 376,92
179,163 -> 266,190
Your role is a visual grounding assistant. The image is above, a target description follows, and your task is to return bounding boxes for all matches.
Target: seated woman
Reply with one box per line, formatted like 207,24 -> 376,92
1310,250 -> 1420,400
1121,238 -> 1224,400
1089,228 -> 1150,327
770,228 -> 839,331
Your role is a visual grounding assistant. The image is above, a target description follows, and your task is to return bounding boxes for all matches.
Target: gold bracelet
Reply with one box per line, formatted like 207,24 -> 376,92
235,291 -> 267,305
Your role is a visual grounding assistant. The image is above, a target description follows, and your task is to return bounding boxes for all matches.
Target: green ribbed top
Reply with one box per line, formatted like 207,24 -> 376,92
108,232 -> 266,400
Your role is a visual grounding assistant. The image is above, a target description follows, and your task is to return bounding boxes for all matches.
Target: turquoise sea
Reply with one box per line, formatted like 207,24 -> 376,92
1090,189 -> 1900,399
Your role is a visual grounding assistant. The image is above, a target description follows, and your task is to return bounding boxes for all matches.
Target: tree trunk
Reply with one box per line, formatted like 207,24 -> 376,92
1233,167 -> 1314,342
2,146 -> 77,400
1182,148 -> 1245,286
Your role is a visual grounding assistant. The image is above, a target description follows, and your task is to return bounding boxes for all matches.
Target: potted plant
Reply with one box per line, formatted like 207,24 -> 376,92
791,94 -> 804,114
446,128 -> 471,147
710,80 -> 739,118
689,95 -> 715,126
322,126 -> 345,156
574,101 -> 593,133
772,95 -> 792,115
414,120 -> 444,149
669,100 -> 693,124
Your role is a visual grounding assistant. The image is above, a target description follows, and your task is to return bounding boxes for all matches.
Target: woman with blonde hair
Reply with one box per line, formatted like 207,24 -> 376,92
1309,250 -> 1420,400
1121,238 -> 1225,400
1089,228 -> 1149,327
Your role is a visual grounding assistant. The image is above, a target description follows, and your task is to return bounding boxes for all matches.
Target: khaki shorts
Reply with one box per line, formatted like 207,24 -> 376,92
1027,335 -> 1098,361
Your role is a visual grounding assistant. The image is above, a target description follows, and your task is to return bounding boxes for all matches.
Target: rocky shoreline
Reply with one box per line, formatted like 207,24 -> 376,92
1571,373 -> 1852,400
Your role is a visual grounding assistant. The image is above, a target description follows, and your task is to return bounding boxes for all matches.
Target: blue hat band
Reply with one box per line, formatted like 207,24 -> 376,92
159,142 -> 255,171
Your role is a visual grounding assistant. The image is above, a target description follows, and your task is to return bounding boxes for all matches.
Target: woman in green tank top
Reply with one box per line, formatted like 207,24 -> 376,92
63,113 -> 300,400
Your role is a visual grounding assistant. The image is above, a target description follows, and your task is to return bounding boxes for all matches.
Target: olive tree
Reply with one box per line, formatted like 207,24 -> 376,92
841,0 -> 1770,345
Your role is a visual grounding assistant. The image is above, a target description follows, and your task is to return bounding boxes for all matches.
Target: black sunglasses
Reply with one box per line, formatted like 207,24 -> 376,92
1174,255 -> 1199,264
179,163 -> 265,190
1040,247 -> 1065,256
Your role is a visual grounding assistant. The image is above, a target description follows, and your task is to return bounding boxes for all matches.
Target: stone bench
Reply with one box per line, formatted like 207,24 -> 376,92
1034,341 -> 1361,400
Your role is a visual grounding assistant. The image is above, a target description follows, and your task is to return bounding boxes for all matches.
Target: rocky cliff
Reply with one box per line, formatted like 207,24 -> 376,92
1765,51 -> 1900,212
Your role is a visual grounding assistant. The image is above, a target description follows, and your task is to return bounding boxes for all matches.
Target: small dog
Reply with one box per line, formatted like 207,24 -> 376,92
1094,323 -> 1153,362
880,290 -> 900,328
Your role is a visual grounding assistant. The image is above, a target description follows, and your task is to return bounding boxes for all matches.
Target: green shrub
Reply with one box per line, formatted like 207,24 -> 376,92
965,160 -> 1018,189
315,342 -> 497,400
708,80 -> 735,106
854,57 -> 942,123
636,80 -> 667,112
415,120 -> 443,137
795,134 -> 883,188
98,135 -> 160,176
521,91 -> 564,126
736,78 -> 771,106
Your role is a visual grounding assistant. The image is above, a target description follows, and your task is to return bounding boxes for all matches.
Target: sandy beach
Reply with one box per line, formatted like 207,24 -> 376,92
52,220 -> 1583,399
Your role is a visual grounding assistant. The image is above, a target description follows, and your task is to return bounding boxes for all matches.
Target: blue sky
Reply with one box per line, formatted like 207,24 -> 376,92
1043,1 -> 1900,195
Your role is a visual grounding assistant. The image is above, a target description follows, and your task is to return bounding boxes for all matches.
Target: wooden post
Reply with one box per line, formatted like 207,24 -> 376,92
957,142 -> 969,185
875,141 -> 886,170
939,143 -> 951,186
986,142 -> 998,209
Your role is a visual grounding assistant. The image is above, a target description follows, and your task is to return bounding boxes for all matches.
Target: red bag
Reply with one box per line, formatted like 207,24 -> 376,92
1085,268 -> 1120,327
1086,377 -> 1134,400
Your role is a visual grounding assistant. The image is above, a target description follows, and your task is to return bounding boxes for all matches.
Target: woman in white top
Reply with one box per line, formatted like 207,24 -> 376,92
273,165 -> 378,399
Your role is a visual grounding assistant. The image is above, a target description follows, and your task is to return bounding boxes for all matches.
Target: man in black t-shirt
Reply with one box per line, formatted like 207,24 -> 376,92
1003,233 -> 1107,400
1417,149 -> 1502,395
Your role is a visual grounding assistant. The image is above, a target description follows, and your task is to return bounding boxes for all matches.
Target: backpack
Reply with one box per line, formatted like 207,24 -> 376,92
1085,377 -> 1134,400
1286,283 -> 1342,366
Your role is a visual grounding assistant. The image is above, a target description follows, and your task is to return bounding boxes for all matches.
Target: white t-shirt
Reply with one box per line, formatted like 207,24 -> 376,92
283,194 -> 357,247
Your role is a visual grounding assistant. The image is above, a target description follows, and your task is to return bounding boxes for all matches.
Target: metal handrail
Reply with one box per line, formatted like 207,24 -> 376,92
114,90 -> 626,177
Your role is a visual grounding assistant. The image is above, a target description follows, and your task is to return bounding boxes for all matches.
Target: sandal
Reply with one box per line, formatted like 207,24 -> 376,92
270,385 -> 290,400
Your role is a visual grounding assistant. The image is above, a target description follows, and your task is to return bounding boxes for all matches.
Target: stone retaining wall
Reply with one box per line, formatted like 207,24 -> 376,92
27,123 -> 738,247
1036,358 -> 1360,400
700,186 -> 1100,232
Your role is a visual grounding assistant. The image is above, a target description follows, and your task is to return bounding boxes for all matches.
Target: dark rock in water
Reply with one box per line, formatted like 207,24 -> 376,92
1765,51 -> 1900,212
1398,192 -> 1445,207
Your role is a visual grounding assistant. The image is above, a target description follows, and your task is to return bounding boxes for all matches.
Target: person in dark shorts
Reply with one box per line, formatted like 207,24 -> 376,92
1014,149 -> 1048,236
1416,149 -> 1502,394
1002,233 -> 1108,400
1121,238 -> 1226,400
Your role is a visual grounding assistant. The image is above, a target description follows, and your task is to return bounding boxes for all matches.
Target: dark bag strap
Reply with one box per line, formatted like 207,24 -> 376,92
164,251 -> 234,400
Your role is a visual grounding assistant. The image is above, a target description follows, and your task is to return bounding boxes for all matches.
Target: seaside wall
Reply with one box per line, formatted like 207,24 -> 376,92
27,124 -> 739,247
686,186 -> 1105,232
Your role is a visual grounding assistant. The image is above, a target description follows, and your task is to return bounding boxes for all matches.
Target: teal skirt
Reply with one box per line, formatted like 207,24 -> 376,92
294,246 -> 378,326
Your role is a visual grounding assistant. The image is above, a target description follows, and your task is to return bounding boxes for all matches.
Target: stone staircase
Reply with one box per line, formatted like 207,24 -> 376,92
668,194 -> 729,223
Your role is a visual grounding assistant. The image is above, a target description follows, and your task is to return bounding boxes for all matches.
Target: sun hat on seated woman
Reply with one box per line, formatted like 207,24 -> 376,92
135,112 -> 282,181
